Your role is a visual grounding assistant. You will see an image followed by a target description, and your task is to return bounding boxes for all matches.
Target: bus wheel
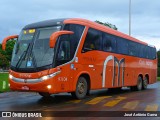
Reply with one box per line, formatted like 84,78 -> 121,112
39,92 -> 51,97
71,77 -> 87,99
142,76 -> 148,90
136,76 -> 143,91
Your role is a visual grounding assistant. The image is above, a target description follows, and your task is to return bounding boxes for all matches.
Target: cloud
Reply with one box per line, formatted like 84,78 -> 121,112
0,0 -> 159,49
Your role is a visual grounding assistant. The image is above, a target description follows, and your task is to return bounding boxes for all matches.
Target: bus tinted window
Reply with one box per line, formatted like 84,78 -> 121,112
83,28 -> 102,52
147,47 -> 156,59
141,46 -> 147,58
38,27 -> 60,39
151,48 -> 156,59
117,38 -> 128,55
57,39 -> 70,60
102,33 -> 116,52
82,27 -> 156,60
147,46 -> 152,59
64,24 -> 84,59
128,42 -> 138,56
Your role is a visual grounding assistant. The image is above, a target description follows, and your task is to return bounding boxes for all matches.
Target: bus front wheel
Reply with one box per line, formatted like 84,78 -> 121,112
71,77 -> 87,99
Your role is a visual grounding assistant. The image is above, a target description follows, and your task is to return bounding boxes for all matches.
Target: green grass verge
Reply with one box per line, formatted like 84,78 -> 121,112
0,73 -> 10,92
158,77 -> 160,81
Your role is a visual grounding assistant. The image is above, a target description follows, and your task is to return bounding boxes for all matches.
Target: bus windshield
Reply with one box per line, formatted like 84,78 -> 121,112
11,26 -> 61,71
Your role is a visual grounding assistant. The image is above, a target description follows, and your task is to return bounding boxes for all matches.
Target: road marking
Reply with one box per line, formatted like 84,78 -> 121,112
123,101 -> 139,110
104,96 -> 126,107
145,104 -> 159,111
68,100 -> 81,103
85,96 -> 111,105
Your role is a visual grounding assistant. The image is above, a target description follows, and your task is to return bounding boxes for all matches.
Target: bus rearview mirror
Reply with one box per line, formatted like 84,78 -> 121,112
2,35 -> 18,50
49,30 -> 74,48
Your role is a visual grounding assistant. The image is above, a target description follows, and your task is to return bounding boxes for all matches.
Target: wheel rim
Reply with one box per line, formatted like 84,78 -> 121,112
138,79 -> 142,90
143,78 -> 148,88
78,81 -> 85,94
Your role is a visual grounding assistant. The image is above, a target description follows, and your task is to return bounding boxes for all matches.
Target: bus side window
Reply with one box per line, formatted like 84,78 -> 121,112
152,47 -> 156,59
102,33 -> 116,52
147,47 -> 151,59
145,46 -> 149,59
139,45 -> 144,58
82,28 -> 102,52
116,38 -> 128,55
103,39 -> 112,51
57,40 -> 70,60
129,42 -> 137,56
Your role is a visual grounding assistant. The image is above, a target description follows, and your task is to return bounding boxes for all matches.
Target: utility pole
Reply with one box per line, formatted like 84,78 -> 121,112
129,0 -> 131,36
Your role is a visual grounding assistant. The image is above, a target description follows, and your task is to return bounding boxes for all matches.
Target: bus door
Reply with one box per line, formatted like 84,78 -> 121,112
55,40 -> 73,92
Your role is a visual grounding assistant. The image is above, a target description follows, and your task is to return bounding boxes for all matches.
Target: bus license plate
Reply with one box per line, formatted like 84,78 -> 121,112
22,86 -> 29,90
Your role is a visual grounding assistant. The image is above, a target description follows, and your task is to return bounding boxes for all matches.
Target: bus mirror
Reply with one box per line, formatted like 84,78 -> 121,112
2,35 -> 18,50
50,30 -> 74,48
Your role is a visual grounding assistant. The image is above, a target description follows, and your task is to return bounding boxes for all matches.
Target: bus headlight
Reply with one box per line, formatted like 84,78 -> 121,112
40,71 -> 61,81
47,85 -> 52,89
41,76 -> 49,80
9,74 -> 13,79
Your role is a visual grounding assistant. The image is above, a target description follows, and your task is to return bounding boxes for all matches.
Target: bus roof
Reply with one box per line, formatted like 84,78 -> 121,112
64,18 -> 149,46
23,18 -> 66,29
23,18 -> 152,46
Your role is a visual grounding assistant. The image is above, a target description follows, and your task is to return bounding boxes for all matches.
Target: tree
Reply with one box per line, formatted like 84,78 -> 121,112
5,40 -> 16,61
0,53 -> 9,69
95,20 -> 118,30
157,51 -> 160,67
0,39 -> 16,69
157,51 -> 160,77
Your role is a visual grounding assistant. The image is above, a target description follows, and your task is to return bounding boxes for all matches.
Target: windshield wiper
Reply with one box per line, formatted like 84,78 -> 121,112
16,43 -> 31,69
30,52 -> 37,71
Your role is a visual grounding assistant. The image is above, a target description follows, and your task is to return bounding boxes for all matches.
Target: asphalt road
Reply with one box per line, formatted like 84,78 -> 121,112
0,82 -> 160,120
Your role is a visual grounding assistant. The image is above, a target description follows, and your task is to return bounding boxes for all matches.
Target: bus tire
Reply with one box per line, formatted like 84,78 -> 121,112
71,77 -> 87,99
136,76 -> 143,91
39,92 -> 51,97
142,76 -> 148,90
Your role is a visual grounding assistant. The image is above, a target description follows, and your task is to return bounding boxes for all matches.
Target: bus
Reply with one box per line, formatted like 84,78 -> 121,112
2,18 -> 157,99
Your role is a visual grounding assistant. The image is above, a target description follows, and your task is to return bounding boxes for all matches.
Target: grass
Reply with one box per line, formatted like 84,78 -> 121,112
0,73 -> 10,92
158,77 -> 160,81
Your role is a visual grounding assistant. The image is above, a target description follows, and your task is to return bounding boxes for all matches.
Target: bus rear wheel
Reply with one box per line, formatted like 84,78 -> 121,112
130,76 -> 142,91
71,77 -> 87,99
142,76 -> 148,90
136,76 -> 143,91
39,92 -> 51,97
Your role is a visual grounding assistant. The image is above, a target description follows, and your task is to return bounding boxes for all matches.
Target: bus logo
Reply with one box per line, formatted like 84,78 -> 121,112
102,55 -> 125,88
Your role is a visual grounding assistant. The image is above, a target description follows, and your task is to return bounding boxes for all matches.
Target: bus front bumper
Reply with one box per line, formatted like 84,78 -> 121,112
9,73 -> 60,93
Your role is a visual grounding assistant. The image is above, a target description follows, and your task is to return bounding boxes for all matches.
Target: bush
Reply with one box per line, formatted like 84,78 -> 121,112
158,67 -> 160,77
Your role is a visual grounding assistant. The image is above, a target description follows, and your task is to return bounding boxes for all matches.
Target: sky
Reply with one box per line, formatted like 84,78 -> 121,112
0,0 -> 160,50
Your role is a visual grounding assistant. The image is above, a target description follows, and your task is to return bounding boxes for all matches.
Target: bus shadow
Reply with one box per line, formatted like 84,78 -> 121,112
37,88 -> 128,105
37,87 -> 157,105
89,88 -> 131,96
37,94 -> 74,105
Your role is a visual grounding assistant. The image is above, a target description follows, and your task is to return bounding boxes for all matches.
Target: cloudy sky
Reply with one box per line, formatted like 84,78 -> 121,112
0,0 -> 160,49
